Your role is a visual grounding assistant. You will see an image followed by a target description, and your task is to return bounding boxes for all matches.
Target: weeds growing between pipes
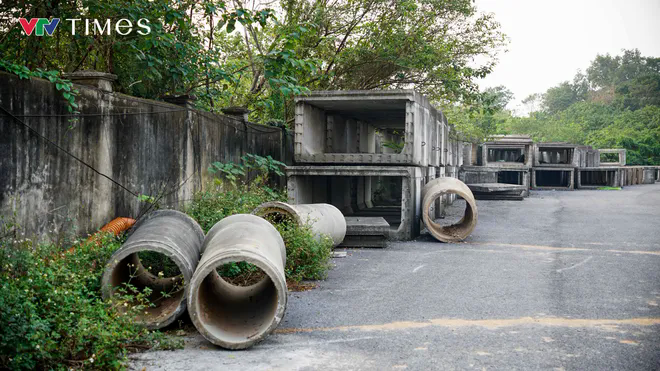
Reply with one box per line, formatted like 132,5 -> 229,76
0,227 -> 183,370
187,157 -> 333,284
274,220 -> 333,282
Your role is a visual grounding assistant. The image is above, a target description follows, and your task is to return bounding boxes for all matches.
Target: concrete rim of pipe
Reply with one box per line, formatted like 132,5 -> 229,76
101,210 -> 205,330
188,214 -> 287,350
252,201 -> 346,247
421,177 -> 478,242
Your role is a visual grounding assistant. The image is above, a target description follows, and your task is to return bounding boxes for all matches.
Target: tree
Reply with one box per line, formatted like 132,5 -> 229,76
502,49 -> 660,165
587,49 -> 660,89
522,93 -> 542,114
1,0 -> 507,124
542,82 -> 579,114
481,86 -> 514,112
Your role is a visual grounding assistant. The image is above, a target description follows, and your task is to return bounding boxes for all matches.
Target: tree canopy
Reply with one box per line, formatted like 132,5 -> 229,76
0,0 -> 506,126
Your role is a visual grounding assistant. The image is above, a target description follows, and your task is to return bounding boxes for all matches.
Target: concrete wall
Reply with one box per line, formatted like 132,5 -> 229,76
0,72 -> 287,239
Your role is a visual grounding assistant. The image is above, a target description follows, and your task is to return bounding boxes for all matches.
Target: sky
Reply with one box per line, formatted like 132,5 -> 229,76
475,0 -> 660,115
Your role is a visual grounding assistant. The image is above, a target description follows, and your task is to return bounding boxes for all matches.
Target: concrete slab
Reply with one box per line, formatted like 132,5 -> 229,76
467,183 -> 525,201
340,216 -> 390,248
344,216 -> 390,234
467,183 -> 527,192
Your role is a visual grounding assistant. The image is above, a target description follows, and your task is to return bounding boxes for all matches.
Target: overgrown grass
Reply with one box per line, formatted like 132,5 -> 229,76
597,186 -> 622,190
186,182 -> 333,283
0,231 -> 182,370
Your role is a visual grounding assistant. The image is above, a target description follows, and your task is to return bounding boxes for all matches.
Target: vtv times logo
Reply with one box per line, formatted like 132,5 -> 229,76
18,18 -> 151,36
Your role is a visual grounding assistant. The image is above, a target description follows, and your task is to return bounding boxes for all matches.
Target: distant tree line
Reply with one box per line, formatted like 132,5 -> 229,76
500,49 -> 660,165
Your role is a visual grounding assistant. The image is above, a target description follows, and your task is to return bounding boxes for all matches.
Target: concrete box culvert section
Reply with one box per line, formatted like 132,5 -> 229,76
252,201 -> 346,247
188,214 -> 287,350
421,177 -> 478,242
294,90 -> 448,167
101,210 -> 205,330
286,166 -> 425,241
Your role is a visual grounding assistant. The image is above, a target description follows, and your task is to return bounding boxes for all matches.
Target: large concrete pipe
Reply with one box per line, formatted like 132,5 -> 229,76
252,201 -> 346,246
421,177 -> 478,242
101,210 -> 205,329
188,214 -> 287,349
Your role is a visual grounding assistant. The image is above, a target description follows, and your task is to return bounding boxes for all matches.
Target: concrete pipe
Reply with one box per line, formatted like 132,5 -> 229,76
101,210 -> 205,329
188,214 -> 287,349
253,201 -> 346,247
421,177 -> 478,242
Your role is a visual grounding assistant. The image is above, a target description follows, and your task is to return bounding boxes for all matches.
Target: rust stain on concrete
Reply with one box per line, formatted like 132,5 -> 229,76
275,317 -> 660,334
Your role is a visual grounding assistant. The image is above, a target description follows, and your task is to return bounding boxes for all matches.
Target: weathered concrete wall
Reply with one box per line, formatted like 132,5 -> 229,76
0,72 -> 287,238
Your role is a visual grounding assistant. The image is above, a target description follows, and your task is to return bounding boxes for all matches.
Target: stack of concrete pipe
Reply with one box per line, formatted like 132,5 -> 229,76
103,204 -> 345,349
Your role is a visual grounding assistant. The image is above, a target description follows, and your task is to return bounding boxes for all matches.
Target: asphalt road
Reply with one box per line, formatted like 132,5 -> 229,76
131,183 -> 660,370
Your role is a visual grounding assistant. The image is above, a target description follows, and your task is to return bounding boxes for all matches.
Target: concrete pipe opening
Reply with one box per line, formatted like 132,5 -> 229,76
188,214 -> 287,349
253,201 -> 346,247
421,177 -> 478,242
101,210 -> 205,329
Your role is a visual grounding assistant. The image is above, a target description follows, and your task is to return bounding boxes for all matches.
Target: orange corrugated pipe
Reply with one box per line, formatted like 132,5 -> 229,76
97,217 -> 136,236
67,217 -> 136,253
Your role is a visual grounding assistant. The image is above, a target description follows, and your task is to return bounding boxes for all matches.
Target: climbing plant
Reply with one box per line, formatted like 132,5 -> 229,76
0,60 -> 79,114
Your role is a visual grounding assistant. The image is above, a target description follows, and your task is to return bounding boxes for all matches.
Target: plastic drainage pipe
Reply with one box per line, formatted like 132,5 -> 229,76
187,214 -> 287,350
253,201 -> 346,247
101,210 -> 204,329
421,177 -> 478,242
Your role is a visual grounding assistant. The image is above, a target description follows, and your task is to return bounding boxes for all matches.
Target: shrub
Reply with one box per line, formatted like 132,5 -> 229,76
273,221 -> 333,282
186,182 -> 285,232
187,186 -> 333,283
0,231 -> 182,370
188,154 -> 333,283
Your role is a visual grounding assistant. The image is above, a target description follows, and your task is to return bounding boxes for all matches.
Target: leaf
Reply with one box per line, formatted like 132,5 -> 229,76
226,19 -> 236,33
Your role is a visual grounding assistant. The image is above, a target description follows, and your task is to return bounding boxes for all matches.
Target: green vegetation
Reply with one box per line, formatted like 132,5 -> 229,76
274,219 -> 333,282
0,60 -> 80,114
0,0 -> 506,127
188,154 -> 333,283
501,49 -> 660,165
0,230 -> 182,370
597,186 -> 622,191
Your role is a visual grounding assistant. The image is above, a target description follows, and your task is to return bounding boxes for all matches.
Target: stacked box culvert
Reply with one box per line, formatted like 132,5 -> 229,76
421,177 -> 478,242
187,214 -> 287,349
101,210 -> 205,329
253,201 -> 346,247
